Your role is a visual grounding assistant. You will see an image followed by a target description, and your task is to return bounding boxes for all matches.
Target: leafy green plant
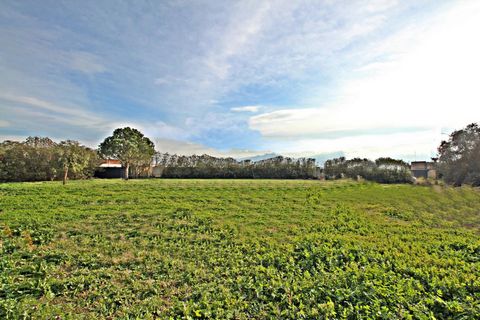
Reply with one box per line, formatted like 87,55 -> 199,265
0,180 -> 479,318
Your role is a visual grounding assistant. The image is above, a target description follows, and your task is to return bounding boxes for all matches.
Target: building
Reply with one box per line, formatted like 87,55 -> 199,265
410,161 -> 437,179
94,159 -> 124,178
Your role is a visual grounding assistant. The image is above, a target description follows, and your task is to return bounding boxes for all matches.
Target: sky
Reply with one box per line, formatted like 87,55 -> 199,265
1,0 -> 480,162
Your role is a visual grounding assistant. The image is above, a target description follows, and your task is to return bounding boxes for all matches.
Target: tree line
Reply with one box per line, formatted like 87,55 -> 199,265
0,128 -> 155,183
0,137 -> 99,184
324,157 -> 413,183
1,123 -> 479,185
322,122 -> 480,186
154,153 -> 318,179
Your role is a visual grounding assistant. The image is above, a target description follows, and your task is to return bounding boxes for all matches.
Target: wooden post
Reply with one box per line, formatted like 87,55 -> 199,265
124,163 -> 129,180
63,165 -> 68,185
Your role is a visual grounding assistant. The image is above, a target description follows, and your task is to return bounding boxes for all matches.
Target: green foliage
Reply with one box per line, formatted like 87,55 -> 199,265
0,180 -> 479,319
57,140 -> 100,184
324,157 -> 412,183
155,153 -> 318,179
438,122 -> 480,186
0,137 -> 98,182
99,127 -> 155,179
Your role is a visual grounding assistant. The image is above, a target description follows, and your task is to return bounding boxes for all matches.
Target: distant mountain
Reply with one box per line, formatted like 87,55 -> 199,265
238,153 -> 280,162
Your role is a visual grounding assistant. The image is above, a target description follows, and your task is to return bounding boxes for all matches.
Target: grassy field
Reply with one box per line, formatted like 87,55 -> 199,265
1,179 -> 479,319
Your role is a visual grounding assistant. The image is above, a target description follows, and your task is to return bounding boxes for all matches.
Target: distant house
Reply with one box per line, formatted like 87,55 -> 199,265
410,161 -> 437,179
94,159 -> 124,178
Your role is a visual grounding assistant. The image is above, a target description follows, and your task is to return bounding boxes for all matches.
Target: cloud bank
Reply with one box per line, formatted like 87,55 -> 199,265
231,106 -> 260,113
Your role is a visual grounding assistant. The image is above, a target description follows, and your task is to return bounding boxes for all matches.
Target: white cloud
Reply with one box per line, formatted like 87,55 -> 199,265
154,78 -> 169,85
0,94 -> 102,125
231,105 -> 260,113
249,1 -> 480,158
153,137 -> 269,159
365,0 -> 399,13
276,130 -> 440,160
0,93 -> 112,146
202,1 -> 272,80
0,134 -> 26,142
149,121 -> 190,140
69,51 -> 106,74
1,0 -> 474,160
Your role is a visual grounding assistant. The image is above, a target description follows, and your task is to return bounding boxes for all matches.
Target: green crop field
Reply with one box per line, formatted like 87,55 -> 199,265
1,179 -> 479,319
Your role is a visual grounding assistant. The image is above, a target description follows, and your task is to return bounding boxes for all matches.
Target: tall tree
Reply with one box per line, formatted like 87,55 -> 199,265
438,123 -> 480,186
57,140 -> 99,185
323,156 -> 412,183
0,137 -> 99,182
25,136 -> 58,181
99,127 -> 155,180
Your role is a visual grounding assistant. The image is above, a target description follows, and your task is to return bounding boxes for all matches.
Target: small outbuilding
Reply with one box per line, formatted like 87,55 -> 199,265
94,159 -> 124,178
410,161 -> 437,179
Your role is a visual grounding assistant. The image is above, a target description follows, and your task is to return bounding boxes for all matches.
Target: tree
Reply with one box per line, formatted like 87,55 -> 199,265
375,157 -> 409,168
0,140 -> 30,182
24,136 -> 58,181
323,156 -> 412,183
324,157 -> 346,179
0,137 -> 99,182
153,152 -> 319,179
98,127 -> 155,180
0,137 -> 58,182
57,140 -> 99,185
438,123 -> 480,186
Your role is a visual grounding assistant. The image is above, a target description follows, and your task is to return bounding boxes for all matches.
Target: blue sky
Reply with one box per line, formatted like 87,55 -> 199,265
1,0 -> 479,160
